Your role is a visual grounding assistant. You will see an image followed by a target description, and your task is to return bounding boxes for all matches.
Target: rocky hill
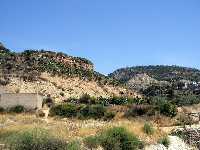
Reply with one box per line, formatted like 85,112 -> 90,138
0,43 -> 139,102
109,65 -> 200,101
109,65 -> 200,83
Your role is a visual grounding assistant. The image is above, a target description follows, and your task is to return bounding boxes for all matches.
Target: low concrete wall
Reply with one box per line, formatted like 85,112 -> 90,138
0,93 -> 43,109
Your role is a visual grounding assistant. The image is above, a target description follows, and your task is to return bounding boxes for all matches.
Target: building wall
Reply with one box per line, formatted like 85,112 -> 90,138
0,93 -> 43,109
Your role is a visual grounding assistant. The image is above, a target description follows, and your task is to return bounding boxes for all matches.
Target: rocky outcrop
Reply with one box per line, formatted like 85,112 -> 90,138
145,136 -> 193,150
173,128 -> 200,149
127,73 -> 158,90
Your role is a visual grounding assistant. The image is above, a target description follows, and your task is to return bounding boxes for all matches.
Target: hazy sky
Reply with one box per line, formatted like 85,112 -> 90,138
1,0 -> 200,74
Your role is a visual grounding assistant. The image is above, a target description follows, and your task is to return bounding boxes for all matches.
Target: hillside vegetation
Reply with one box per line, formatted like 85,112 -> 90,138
109,65 -> 200,83
110,65 -> 200,106
0,43 -> 139,101
0,48 -> 119,85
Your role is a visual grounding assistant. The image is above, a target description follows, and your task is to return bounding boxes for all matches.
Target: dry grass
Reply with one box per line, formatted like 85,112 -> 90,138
98,118 -> 167,144
0,113 -> 169,145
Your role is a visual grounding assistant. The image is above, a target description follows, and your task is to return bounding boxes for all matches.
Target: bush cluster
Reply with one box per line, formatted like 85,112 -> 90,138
78,93 -> 96,104
9,105 -> 25,113
158,101 -> 177,117
50,103 -> 115,120
50,103 -> 77,117
174,94 -> 200,106
125,105 -> 155,117
110,97 -> 128,105
78,104 -> 106,119
84,127 -> 143,150
151,96 -> 177,117
4,128 -> 71,150
73,94 -> 144,106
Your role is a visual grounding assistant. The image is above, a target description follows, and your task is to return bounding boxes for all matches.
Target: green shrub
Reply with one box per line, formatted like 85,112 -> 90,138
50,103 -> 77,117
60,92 -> 65,97
78,105 -> 90,118
98,97 -> 110,106
110,97 -> 128,105
159,102 -> 177,117
0,107 -> 5,113
5,128 -> 68,150
158,136 -> 170,147
99,127 -> 143,150
90,96 -> 97,105
89,104 -> 106,119
84,136 -> 99,149
127,98 -> 146,105
79,93 -> 91,104
79,104 -> 106,119
104,111 -> 116,121
143,122 -> 154,135
151,96 -> 177,117
67,140 -> 80,150
9,105 -> 25,113
68,97 -> 79,103
126,105 -> 152,117
174,94 -> 200,106
127,98 -> 136,104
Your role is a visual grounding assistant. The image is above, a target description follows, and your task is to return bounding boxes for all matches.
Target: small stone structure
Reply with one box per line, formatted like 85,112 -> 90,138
0,93 -> 43,110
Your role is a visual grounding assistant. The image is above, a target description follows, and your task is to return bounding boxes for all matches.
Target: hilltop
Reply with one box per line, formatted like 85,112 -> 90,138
109,65 -> 200,90
109,65 -> 200,83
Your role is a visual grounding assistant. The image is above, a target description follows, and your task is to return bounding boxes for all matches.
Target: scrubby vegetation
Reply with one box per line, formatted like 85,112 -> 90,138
50,103 -> 77,118
143,122 -> 155,135
4,128 -> 69,150
110,65 -> 200,108
150,97 -> 177,117
67,94 -> 178,119
0,49 -> 120,86
110,65 -> 200,82
84,127 -> 143,150
158,136 -> 170,148
78,104 -> 106,119
9,105 -> 25,113
125,104 -> 155,117
84,136 -> 99,149
50,103 -> 116,120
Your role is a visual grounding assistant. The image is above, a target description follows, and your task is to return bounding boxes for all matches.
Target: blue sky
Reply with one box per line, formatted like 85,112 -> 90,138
1,0 -> 200,74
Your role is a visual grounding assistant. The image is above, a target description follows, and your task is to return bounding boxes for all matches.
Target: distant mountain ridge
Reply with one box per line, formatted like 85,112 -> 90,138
109,65 -> 200,94
109,65 -> 200,83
